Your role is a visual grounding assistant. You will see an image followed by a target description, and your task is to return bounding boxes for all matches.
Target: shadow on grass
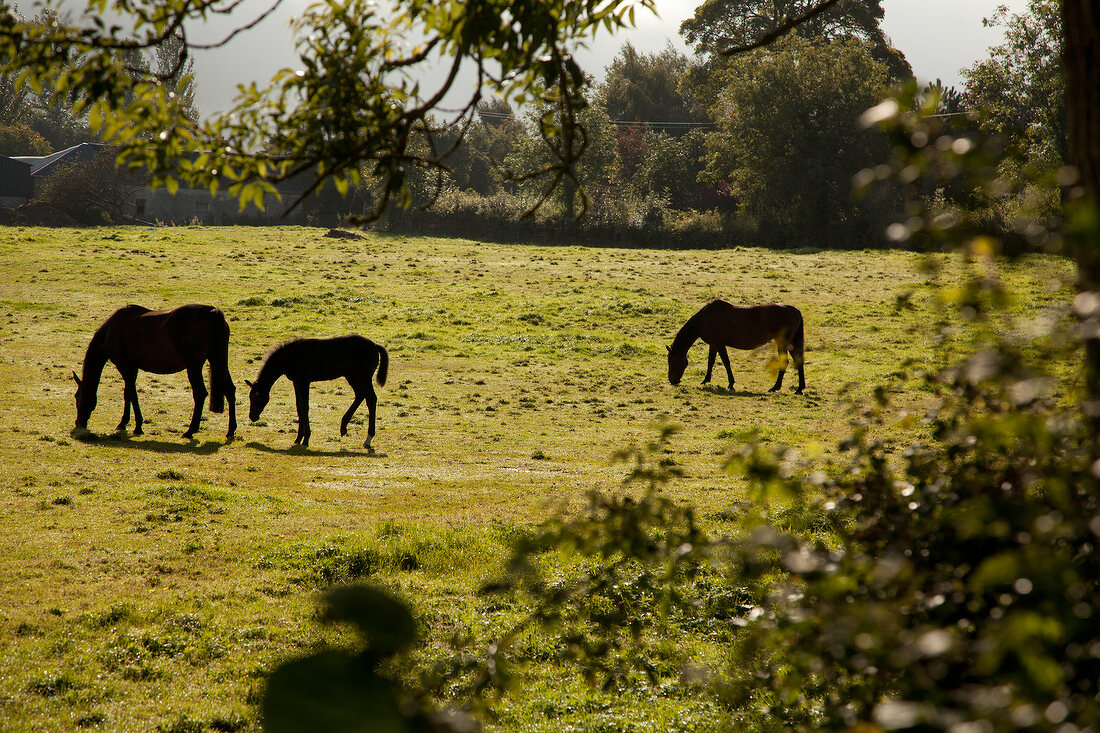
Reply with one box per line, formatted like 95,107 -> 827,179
698,384 -> 755,397
697,384 -> 816,402
245,441 -> 383,459
70,429 -> 228,455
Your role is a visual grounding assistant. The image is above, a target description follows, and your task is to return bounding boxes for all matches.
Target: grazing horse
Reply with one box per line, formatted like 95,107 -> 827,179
667,299 -> 805,394
246,335 -> 389,449
73,304 -> 237,438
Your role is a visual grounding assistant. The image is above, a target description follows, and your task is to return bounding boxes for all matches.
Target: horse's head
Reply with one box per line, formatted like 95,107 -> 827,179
246,379 -> 268,422
667,345 -> 687,386
73,371 -> 95,428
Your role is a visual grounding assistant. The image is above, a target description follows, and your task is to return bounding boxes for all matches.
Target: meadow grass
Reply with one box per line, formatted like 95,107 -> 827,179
0,226 -> 1074,731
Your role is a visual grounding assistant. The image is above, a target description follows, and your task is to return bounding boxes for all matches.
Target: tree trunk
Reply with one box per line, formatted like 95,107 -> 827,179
1063,2 -> 1100,433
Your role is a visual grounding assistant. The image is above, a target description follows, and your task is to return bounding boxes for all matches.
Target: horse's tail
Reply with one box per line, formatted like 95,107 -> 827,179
207,308 -> 231,413
790,309 -> 805,359
375,343 -> 389,387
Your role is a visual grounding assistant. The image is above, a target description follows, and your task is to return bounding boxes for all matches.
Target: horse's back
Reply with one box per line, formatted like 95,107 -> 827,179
275,334 -> 379,382
100,304 -> 226,373
700,300 -> 802,350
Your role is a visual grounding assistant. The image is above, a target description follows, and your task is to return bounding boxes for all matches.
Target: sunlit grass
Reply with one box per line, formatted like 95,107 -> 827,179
0,225 -> 1074,731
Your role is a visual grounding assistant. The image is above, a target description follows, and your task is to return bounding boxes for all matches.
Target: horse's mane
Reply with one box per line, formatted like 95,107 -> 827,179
261,339 -> 295,361
670,303 -> 713,353
256,339 -> 298,378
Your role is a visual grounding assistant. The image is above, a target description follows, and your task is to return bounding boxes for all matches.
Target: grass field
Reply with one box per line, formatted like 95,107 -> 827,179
0,226 -> 1074,731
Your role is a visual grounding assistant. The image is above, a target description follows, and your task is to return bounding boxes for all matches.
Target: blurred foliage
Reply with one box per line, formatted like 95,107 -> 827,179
0,10 -> 94,152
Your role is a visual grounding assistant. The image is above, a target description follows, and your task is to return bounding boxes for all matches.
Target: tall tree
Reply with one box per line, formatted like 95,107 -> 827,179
681,0 -> 910,80
963,0 -> 1065,171
1062,1 -> 1100,433
680,0 -> 910,110
706,35 -> 894,246
152,32 -> 199,122
601,41 -> 707,130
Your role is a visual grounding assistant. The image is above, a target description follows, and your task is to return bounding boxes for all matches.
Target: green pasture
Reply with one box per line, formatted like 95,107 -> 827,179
0,226 -> 1073,731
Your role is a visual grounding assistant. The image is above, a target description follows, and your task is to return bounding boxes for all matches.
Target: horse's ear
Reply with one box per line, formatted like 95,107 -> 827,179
245,379 -> 254,388
72,371 -> 81,386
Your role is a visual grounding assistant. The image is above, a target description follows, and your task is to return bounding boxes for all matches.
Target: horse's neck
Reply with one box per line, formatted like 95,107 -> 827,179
256,351 -> 287,388
80,334 -> 108,387
671,317 -> 700,353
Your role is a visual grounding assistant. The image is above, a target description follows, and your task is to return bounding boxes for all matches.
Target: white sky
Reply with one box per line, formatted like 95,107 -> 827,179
182,0 -> 1029,118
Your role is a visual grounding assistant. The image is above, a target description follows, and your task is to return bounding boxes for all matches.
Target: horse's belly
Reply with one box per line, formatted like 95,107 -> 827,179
727,336 -> 773,350
705,333 -> 771,351
288,366 -> 345,383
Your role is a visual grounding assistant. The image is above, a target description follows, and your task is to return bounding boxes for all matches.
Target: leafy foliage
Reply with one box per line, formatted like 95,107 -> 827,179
34,148 -> 142,224
601,42 -> 707,129
706,35 -> 895,247
0,0 -> 657,219
962,0 -> 1065,174
681,0 -> 910,110
0,120 -> 51,155
680,0 -> 890,59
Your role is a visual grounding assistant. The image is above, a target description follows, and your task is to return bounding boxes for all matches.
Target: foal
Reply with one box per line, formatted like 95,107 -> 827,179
246,335 -> 388,449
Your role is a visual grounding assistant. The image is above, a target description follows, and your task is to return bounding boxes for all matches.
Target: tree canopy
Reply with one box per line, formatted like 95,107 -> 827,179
705,35 -> 894,246
601,41 -> 707,128
681,0 -> 886,54
963,0 -> 1064,172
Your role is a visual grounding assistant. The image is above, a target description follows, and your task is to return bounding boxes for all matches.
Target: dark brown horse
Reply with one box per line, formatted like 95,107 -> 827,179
667,299 -> 805,394
246,335 -> 389,449
73,304 -> 237,438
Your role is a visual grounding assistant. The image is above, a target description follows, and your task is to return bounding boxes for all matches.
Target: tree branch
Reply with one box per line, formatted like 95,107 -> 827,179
719,0 -> 844,55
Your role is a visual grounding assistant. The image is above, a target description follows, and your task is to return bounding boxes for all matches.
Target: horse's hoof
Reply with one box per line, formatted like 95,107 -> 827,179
363,437 -> 373,450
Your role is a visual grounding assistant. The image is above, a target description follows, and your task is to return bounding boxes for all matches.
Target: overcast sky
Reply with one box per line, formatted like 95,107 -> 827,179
183,0 -> 1030,119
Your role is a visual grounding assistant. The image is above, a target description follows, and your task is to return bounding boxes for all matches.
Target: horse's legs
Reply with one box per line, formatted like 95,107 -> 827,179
792,349 -> 805,395
717,346 -> 735,390
224,374 -> 237,439
363,384 -> 378,450
703,346 -> 717,384
340,391 -> 363,437
293,380 -> 311,447
117,366 -> 140,434
183,364 -> 208,438
769,342 -> 788,392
